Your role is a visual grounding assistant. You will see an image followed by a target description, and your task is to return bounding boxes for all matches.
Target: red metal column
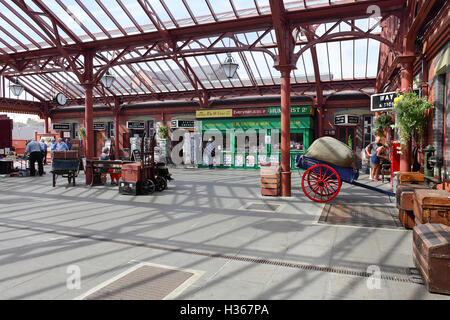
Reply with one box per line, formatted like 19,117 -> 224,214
44,116 -> 49,134
114,98 -> 121,160
84,84 -> 94,184
280,67 -> 292,197
399,59 -> 413,172
317,104 -> 324,138
84,50 -> 94,185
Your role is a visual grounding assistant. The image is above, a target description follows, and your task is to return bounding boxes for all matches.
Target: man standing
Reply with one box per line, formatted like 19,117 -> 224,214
55,138 -> 69,151
24,139 -> 44,176
65,138 -> 72,150
205,137 -> 215,169
365,136 -> 382,180
40,138 -> 48,165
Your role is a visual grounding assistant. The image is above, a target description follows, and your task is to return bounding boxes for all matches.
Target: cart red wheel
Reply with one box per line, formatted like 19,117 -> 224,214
301,164 -> 341,203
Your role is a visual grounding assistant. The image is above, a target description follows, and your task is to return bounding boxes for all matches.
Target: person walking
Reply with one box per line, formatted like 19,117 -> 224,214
24,139 -> 44,176
205,137 -> 215,169
365,136 -> 382,180
40,138 -> 48,165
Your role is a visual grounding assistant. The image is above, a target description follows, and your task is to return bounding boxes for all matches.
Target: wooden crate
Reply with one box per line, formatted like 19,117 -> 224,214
396,184 -> 430,211
413,223 -> 450,294
413,189 -> 450,226
399,209 -> 415,229
261,188 -> 279,196
398,172 -> 425,185
260,166 -> 280,196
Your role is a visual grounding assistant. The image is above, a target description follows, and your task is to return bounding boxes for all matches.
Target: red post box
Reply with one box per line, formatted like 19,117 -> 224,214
390,142 -> 401,186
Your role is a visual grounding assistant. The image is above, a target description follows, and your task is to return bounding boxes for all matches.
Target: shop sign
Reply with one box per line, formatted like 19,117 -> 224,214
93,123 -> 105,130
267,105 -> 312,116
334,115 -> 359,126
232,108 -> 267,117
127,121 -> 145,130
196,109 -> 233,118
52,123 -> 70,130
171,120 -> 196,128
371,92 -> 396,111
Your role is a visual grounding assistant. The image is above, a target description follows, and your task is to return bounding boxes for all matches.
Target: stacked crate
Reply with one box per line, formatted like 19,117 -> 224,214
396,184 -> 430,229
413,189 -> 450,226
413,223 -> 450,294
398,172 -> 425,185
260,165 -> 280,196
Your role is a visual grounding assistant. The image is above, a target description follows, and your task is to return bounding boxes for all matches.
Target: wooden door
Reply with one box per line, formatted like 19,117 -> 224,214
337,126 -> 356,151
94,131 -> 105,158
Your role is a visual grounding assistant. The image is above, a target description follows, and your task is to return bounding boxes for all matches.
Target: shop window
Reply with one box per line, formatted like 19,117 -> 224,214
235,132 -> 257,153
290,132 -> 304,151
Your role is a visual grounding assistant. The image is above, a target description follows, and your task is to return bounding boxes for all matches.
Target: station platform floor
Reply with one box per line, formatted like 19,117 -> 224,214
0,166 -> 448,300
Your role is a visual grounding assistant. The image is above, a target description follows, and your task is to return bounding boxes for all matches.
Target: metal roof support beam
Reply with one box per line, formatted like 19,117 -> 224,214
270,0 -> 295,197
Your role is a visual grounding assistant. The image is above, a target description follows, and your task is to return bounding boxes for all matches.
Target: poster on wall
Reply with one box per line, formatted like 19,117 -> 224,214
246,155 -> 255,167
234,154 -> 244,167
223,154 -> 232,167
213,155 -> 221,166
258,155 -> 267,166
270,155 -> 279,164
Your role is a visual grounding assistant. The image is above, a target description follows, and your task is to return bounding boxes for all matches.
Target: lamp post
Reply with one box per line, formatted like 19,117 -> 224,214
101,69 -> 116,88
9,78 -> 24,96
221,52 -> 239,78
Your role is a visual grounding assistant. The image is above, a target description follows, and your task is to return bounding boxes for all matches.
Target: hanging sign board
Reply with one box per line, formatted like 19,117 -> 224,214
52,123 -> 70,131
127,121 -> 145,130
171,120 -> 196,128
334,115 -> 359,126
93,123 -> 105,131
371,92 -> 396,111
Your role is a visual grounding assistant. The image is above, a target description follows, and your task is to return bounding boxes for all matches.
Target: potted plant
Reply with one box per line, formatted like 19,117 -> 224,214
393,91 -> 432,148
373,112 -> 394,139
79,126 -> 86,140
158,125 -> 169,139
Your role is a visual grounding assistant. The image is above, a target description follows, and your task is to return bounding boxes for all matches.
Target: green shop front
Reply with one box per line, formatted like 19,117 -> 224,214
196,106 -> 314,170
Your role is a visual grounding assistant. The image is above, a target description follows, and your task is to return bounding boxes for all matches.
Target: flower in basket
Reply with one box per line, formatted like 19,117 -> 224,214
392,91 -> 432,148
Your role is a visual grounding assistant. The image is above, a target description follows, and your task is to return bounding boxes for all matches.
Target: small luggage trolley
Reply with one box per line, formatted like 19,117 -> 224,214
295,155 -> 395,203
51,158 -> 80,187
119,132 -> 172,195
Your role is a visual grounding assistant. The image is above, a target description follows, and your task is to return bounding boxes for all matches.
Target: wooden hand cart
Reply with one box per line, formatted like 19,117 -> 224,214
51,159 -> 80,187
295,155 -> 395,203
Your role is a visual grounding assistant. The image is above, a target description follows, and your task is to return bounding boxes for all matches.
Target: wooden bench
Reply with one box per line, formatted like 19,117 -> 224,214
86,160 -> 134,186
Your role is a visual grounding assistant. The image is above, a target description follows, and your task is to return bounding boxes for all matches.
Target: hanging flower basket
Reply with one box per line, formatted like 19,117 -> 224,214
392,91 -> 432,147
79,126 -> 86,140
373,113 -> 394,138
158,125 -> 169,139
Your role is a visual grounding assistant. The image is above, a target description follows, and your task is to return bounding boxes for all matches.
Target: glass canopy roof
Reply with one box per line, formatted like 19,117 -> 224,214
0,0 -> 397,105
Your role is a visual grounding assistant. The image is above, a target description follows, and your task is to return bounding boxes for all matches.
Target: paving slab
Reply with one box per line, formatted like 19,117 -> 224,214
0,168 -> 448,300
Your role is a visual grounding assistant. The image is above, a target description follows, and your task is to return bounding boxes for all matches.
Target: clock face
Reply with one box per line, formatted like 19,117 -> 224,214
55,93 -> 67,106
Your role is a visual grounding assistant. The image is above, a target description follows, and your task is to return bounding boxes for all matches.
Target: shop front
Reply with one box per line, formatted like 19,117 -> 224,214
196,106 -> 314,170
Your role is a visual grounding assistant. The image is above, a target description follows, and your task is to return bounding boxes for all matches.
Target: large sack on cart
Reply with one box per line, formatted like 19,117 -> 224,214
304,137 -> 355,168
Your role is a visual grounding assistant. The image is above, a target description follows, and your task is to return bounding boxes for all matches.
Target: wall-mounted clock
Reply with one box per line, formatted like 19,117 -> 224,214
53,92 -> 67,106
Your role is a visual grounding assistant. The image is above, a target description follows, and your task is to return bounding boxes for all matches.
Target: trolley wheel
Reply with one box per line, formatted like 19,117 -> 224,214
155,176 -> 167,192
301,164 -> 341,203
141,179 -> 155,195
